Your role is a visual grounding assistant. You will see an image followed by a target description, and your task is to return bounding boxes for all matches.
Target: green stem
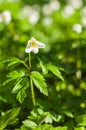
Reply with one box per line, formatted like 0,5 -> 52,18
30,77 -> 35,106
21,61 -> 30,71
29,53 -> 35,106
29,53 -> 31,68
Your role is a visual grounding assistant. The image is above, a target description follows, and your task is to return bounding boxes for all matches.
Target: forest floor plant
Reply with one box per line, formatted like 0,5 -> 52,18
0,37 -> 66,130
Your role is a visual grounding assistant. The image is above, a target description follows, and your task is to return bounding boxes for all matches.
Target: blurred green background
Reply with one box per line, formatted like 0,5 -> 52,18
0,0 -> 86,129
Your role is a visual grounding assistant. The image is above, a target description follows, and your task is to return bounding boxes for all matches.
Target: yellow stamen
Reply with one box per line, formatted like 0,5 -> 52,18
30,41 -> 37,47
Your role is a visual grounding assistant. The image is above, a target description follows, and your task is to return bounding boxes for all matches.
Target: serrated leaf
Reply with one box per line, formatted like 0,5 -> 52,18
47,64 -> 64,81
17,89 -> 27,103
3,71 -> 25,86
30,71 -> 48,96
12,84 -> 22,93
23,120 -> 37,128
7,58 -> 21,69
0,107 -> 20,130
7,71 -> 25,78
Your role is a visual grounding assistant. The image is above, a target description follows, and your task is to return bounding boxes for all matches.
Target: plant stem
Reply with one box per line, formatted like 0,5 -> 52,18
30,77 -> 35,106
29,53 -> 31,68
29,53 -> 35,106
21,61 -> 30,71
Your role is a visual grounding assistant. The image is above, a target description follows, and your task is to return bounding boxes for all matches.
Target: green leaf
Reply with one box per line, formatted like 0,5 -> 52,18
0,57 -> 15,63
75,114 -> 86,126
0,96 -> 7,102
9,117 -> 18,125
22,120 -> 37,128
38,59 -> 48,75
17,89 -> 27,103
12,83 -> 22,93
7,71 -> 25,78
7,58 -> 21,69
74,127 -> 85,130
47,64 -> 64,81
0,107 -> 20,130
44,112 -> 53,124
21,125 -> 29,130
3,71 -> 25,85
62,110 -> 74,118
30,71 -> 48,96
34,124 -> 53,130
53,126 -> 68,130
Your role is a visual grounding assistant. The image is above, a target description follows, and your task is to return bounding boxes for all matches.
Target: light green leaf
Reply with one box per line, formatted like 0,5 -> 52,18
34,124 -> 53,130
22,120 -> 37,128
12,83 -> 22,93
44,112 -> 53,124
30,71 -> 48,96
47,64 -> 64,81
3,71 -> 25,86
74,127 -> 85,130
53,126 -> 68,130
17,89 -> 27,103
7,58 -> 21,68
62,110 -> 74,118
0,107 -> 20,130
75,114 -> 86,126
7,71 -> 25,78
21,125 -> 29,130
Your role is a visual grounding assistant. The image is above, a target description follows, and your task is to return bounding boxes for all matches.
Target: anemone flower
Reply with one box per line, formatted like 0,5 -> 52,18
25,37 -> 45,54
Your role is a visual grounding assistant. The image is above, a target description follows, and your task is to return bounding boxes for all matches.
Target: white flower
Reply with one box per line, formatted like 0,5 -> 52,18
28,10 -> 40,25
62,5 -> 75,18
0,10 -> 11,24
42,16 -> 53,26
72,24 -> 82,34
25,37 -> 46,54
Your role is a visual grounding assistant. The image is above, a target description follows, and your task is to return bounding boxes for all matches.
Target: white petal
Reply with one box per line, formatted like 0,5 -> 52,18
31,37 -> 35,41
32,48 -> 38,54
37,41 -> 46,48
25,47 -> 32,53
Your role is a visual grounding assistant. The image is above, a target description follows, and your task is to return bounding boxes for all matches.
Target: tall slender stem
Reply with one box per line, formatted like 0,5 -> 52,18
29,53 -> 31,68
29,53 -> 35,106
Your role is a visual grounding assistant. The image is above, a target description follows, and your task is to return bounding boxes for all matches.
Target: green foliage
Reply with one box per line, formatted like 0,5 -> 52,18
76,114 -> 86,126
47,64 -> 64,81
0,0 -> 86,129
30,71 -> 48,96
0,107 -> 20,130
3,70 -> 25,86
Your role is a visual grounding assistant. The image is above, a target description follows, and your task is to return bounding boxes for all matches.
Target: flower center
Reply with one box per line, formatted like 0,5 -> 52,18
30,41 -> 37,47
